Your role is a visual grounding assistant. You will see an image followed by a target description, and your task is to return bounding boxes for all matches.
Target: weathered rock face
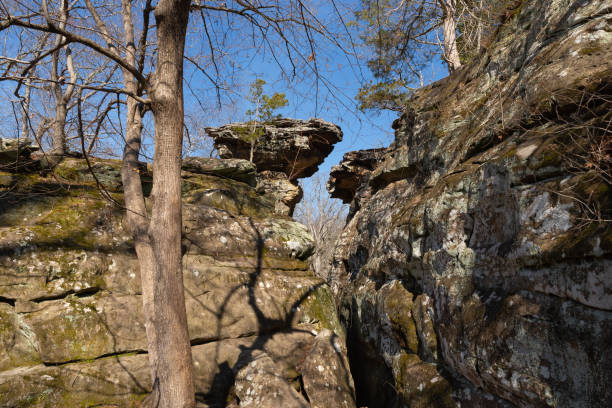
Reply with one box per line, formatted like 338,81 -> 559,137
255,170 -> 303,216
327,148 -> 387,204
0,138 -> 39,172
207,118 -> 342,216
182,157 -> 257,186
207,118 -> 343,180
328,1 -> 611,407
0,155 -> 354,406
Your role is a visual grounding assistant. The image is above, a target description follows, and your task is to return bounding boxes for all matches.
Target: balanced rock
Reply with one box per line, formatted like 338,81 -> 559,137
206,118 -> 342,180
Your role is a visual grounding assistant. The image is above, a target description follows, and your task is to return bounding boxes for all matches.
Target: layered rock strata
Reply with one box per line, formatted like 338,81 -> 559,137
328,0 -> 611,407
327,148 -> 386,205
207,118 -> 342,216
207,118 -> 342,180
0,154 -> 355,407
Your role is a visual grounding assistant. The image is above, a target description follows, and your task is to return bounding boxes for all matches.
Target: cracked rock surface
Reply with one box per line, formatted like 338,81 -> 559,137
327,0 -> 611,407
0,155 -> 354,407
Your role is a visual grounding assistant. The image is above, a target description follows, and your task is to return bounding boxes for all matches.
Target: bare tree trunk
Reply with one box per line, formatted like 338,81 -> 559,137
85,0 -> 194,404
144,0 -> 195,406
438,0 -> 462,72
48,0 -> 75,160
115,0 -> 159,401
51,102 -> 67,156
20,78 -> 31,140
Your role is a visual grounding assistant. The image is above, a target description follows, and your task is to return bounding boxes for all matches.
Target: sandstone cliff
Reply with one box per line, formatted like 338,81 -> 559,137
0,119 -> 354,407
328,0 -> 611,407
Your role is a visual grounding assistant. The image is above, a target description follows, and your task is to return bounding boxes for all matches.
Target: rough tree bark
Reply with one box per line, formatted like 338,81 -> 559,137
147,0 -> 195,405
117,0 -> 195,406
84,0 -> 195,404
438,0 -> 462,72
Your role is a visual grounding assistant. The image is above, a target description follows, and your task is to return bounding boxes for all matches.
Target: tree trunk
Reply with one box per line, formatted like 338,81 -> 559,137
114,0 -> 194,405
20,78 -> 31,140
144,0 -> 195,406
48,0 -> 74,162
439,0 -> 462,72
51,102 -> 67,156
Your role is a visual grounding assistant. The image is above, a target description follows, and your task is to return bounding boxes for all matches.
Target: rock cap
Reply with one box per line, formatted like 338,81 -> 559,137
206,118 -> 342,180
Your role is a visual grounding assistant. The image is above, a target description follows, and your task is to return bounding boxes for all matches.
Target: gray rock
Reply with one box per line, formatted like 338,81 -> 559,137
234,352 -> 309,408
301,329 -> 356,408
0,152 -> 352,405
206,118 -> 342,180
182,157 -> 257,186
328,0 -> 612,407
0,138 -> 39,172
327,148 -> 386,204
256,170 -> 303,216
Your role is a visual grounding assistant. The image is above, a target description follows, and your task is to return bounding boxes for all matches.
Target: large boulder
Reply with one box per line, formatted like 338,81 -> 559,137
301,329 -> 357,408
0,138 -> 39,172
0,156 -> 354,407
329,0 -> 612,407
234,352 -> 309,408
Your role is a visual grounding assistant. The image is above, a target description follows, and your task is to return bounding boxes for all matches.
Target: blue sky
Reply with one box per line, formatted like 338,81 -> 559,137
179,0 -> 450,181
0,0 -> 449,192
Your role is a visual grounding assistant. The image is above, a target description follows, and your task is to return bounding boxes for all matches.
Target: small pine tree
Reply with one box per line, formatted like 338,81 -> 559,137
243,79 -> 288,162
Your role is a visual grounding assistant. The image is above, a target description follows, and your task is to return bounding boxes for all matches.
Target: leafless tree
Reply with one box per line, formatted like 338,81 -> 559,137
1,1 -> 357,406
1,19 -> 120,161
295,174 -> 347,282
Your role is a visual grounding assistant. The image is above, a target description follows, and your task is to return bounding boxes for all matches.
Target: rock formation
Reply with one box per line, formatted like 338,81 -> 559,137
0,147 -> 354,404
207,118 -> 342,180
207,118 -> 343,216
328,0 -> 611,407
255,170 -> 304,216
327,148 -> 386,205
0,138 -> 39,172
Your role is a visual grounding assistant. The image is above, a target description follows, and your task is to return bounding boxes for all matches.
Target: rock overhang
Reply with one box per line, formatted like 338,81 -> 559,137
206,117 -> 343,181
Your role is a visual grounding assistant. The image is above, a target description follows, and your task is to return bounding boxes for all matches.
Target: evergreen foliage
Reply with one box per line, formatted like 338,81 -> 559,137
242,79 -> 289,161
353,0 -> 517,112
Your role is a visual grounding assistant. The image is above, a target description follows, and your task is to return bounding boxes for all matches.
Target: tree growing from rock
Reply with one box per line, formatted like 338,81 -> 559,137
243,78 -> 288,162
354,0 -> 510,111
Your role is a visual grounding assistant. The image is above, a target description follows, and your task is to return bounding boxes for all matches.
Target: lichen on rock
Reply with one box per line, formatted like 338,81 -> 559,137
0,122 -> 353,406
327,0 -> 612,407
